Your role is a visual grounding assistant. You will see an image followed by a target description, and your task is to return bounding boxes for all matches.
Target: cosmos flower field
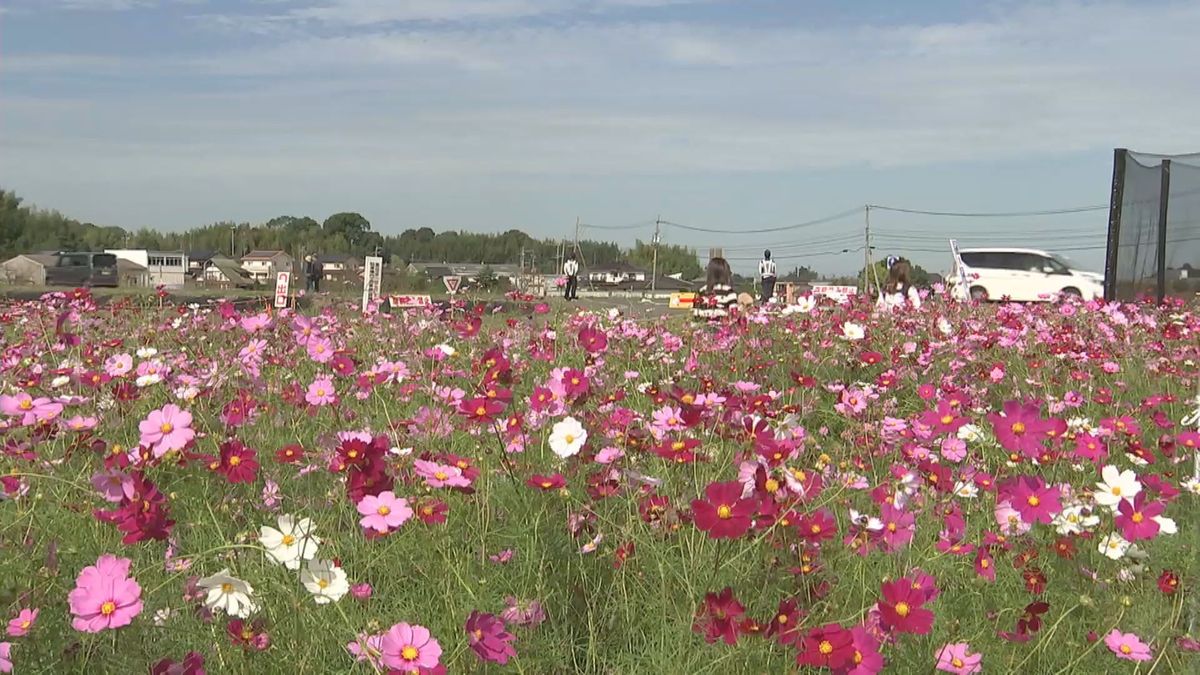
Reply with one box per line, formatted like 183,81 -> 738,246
0,288 -> 1198,673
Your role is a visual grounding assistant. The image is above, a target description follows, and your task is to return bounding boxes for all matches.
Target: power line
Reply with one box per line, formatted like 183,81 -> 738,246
867,204 -> 1109,217
578,220 -> 657,232
660,206 -> 862,234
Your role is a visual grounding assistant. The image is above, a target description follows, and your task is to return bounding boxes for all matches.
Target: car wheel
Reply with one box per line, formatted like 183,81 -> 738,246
969,286 -> 989,302
1061,287 -> 1081,298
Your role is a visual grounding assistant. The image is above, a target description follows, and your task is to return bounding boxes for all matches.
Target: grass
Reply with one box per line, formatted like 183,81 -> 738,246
0,294 -> 1197,673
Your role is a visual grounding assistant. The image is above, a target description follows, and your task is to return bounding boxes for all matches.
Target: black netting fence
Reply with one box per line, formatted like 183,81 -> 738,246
1105,149 -> 1200,301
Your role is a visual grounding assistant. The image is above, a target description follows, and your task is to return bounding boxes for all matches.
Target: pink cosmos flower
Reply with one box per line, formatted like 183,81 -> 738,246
63,415 -> 99,432
381,622 -> 442,670
351,583 -> 373,600
594,447 -> 625,464
91,469 -> 134,503
1105,629 -> 1151,661
357,491 -> 413,533
6,608 -> 37,637
0,642 -> 10,674
465,611 -> 517,665
0,393 -> 63,426
305,377 -> 337,406
413,459 -> 471,489
67,554 -> 143,633
104,353 -> 133,377
935,642 -> 982,673
138,404 -> 195,458
307,337 -> 335,364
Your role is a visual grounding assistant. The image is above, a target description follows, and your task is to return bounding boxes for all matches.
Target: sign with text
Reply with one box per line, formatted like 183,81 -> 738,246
273,272 -> 290,308
388,294 -> 433,309
443,275 -> 462,295
362,256 -> 383,312
810,285 -> 858,302
668,292 -> 697,309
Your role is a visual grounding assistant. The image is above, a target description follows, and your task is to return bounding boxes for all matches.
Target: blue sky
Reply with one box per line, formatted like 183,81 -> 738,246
3,0 -> 1199,275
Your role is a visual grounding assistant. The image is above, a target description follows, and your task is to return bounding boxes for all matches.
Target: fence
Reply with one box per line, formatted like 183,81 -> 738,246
1104,149 -> 1200,302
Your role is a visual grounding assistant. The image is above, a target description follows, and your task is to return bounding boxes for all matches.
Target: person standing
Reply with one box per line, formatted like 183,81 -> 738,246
758,249 -> 777,303
304,255 -> 322,293
563,252 -> 579,301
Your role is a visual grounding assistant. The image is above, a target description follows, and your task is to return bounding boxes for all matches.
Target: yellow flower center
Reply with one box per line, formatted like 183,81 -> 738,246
818,640 -> 833,655
18,400 -> 32,411
887,523 -> 897,532
317,579 -> 329,589
810,524 -> 822,534
941,414 -> 954,425
100,601 -> 116,616
894,602 -> 910,617
671,441 -> 685,451
1027,495 -> 1040,507
241,627 -> 255,640
681,394 -> 694,404
20,620 -> 30,629
1111,486 -> 1122,496
1011,422 -> 1026,434
1131,512 -> 1144,523
160,422 -> 174,434
434,471 -> 448,481
952,657 -> 964,667
282,534 -> 296,546
316,389 -> 326,397
564,434 -> 575,444
777,614 -> 788,624
764,478 -> 780,493
475,406 -> 486,416
378,505 -> 391,516
229,456 -> 241,466
401,646 -> 419,661
716,505 -> 732,519
221,583 -> 234,593
1120,644 -> 1132,655
854,651 -> 863,665
540,481 -> 552,488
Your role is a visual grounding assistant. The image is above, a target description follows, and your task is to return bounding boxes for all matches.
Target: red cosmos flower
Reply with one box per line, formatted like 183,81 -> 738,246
987,400 -> 1049,459
764,598 -> 805,646
578,325 -> 608,354
1115,493 -> 1165,541
526,474 -> 566,491
613,541 -> 635,569
1022,567 -> 1047,595
330,353 -> 356,377
692,481 -> 756,539
150,652 -> 206,675
94,472 -> 175,544
653,437 -> 700,463
1054,536 -> 1077,559
638,495 -> 671,525
216,439 -> 260,484
1016,601 -> 1050,635
796,508 -> 838,543
275,444 -> 304,464
227,618 -> 271,651
796,623 -> 856,670
878,577 -> 935,635
1002,475 -> 1061,524
975,547 -> 996,582
693,587 -> 745,645
465,610 -> 517,665
859,350 -> 883,366
415,499 -> 448,525
459,396 -> 505,423
1157,570 -> 1180,595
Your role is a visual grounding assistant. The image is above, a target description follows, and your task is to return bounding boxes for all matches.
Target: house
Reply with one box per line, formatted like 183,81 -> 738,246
116,259 -> 151,287
586,262 -> 648,285
203,258 -> 255,288
186,250 -> 217,278
1,254 -> 59,285
316,254 -> 362,281
105,249 -> 189,288
1166,263 -> 1194,280
240,250 -> 295,283
406,262 -> 522,283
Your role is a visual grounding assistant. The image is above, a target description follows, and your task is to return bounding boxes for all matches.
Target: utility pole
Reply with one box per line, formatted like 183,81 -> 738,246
863,205 -> 872,294
651,215 -> 661,293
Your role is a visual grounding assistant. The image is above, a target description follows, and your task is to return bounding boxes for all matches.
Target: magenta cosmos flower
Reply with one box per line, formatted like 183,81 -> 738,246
380,622 -> 442,671
67,554 -> 143,633
1003,476 -> 1061,524
465,610 -> 517,665
935,642 -> 982,674
138,404 -> 195,458
986,400 -> 1047,458
357,491 -> 413,533
0,392 -> 63,427
1114,493 -> 1165,541
1105,629 -> 1151,661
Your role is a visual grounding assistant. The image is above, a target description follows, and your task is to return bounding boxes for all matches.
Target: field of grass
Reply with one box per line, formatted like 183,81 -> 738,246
0,290 -> 1197,673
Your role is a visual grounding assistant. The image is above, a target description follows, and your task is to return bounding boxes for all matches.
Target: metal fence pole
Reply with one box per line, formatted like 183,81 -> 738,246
1156,159 -> 1171,304
1103,148 -> 1128,301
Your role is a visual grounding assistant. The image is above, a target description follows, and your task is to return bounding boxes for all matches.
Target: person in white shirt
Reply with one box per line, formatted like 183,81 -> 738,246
563,252 -> 579,300
758,250 -> 777,303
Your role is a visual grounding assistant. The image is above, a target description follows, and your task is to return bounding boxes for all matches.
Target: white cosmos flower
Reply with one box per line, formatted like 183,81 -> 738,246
840,322 -> 865,341
135,373 -> 162,388
957,424 -> 984,443
1094,465 -> 1141,510
937,317 -> 953,336
1153,515 -> 1177,535
953,481 -> 979,499
50,375 -> 70,389
137,347 -> 158,359
849,509 -> 883,532
1098,532 -> 1131,560
1052,504 -> 1099,536
301,559 -> 349,604
198,569 -> 258,618
259,514 -> 320,570
549,416 -> 587,459
435,344 -> 455,357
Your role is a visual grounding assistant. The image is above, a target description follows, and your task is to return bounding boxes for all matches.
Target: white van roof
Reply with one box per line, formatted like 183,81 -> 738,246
959,247 -> 1054,257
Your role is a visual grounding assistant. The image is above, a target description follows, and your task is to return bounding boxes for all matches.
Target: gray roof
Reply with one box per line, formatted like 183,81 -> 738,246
242,250 -> 290,261
206,259 -> 254,286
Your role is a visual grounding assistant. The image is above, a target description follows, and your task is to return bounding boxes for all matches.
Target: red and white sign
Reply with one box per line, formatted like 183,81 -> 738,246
273,272 -> 290,308
443,276 -> 462,294
810,285 -> 858,302
389,294 -> 433,309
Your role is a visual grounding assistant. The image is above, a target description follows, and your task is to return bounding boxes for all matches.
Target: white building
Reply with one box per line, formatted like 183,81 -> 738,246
241,250 -> 295,284
105,249 -> 189,288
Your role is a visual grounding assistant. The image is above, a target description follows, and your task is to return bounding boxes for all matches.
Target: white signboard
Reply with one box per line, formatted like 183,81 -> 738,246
273,272 -> 290,308
443,275 -> 462,295
810,285 -> 858,302
389,294 -> 433,309
362,256 -> 383,312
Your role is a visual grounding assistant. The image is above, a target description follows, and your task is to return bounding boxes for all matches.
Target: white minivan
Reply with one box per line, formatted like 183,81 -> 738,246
949,248 -> 1104,302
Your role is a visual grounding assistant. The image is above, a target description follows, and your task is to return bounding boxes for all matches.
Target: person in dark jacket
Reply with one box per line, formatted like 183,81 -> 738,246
305,255 -> 323,293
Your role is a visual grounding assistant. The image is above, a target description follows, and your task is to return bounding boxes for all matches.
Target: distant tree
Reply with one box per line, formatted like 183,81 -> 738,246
781,265 -> 819,282
323,212 -> 371,245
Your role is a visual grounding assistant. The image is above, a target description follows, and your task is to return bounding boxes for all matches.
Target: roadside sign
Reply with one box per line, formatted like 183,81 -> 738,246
388,294 -> 433,309
810,285 -> 858,302
273,272 -> 290,308
362,256 -> 383,312
443,276 -> 462,295
950,239 -> 971,299
668,292 -> 697,309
